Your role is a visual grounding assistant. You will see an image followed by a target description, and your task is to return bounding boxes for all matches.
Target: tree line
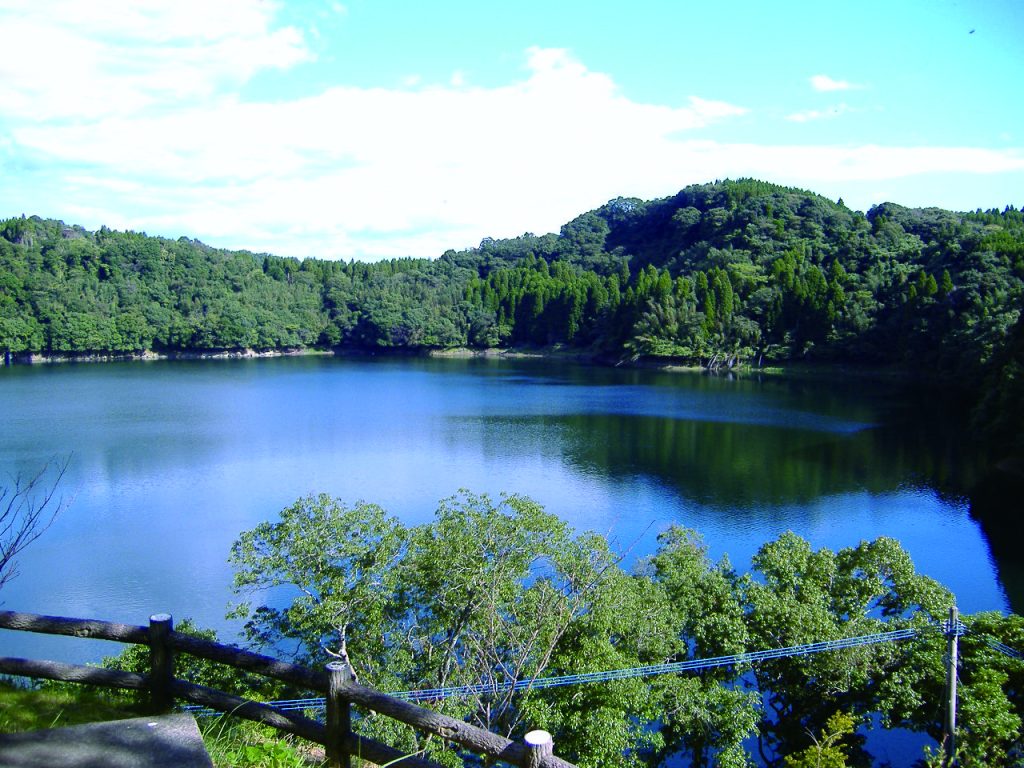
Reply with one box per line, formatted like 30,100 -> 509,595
2,178 -> 1022,445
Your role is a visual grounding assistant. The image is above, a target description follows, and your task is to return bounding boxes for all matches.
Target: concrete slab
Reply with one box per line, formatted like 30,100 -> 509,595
0,713 -> 213,768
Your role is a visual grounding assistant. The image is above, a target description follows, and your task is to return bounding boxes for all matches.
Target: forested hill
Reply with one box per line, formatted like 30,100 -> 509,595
2,179 -> 1022,440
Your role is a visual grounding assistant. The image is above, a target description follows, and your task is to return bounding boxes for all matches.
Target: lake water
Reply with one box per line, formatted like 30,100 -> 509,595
0,355 -> 1013,673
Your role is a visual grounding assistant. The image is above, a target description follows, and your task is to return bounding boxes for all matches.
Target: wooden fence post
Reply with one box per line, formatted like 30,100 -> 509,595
326,660 -> 354,768
148,613 -> 174,713
524,729 -> 553,768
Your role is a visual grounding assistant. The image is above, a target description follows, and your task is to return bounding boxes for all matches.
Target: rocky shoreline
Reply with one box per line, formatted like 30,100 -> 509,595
0,344 -> 877,381
3,347 -> 326,365
3,345 -> 603,366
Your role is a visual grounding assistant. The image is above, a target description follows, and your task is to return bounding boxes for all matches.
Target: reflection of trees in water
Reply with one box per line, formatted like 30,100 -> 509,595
485,408 -> 989,511
566,407 -> 1024,608
471,368 -> 1024,606
968,469 -> 1024,614
486,363 -> 989,498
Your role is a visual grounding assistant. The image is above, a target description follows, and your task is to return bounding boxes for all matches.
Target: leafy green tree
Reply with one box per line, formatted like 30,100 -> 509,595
229,494 -> 407,670
224,496 -> 1023,767
740,534 -> 952,765
228,491 -> 665,767
783,711 -> 857,768
952,611 -> 1024,764
649,528 -> 759,767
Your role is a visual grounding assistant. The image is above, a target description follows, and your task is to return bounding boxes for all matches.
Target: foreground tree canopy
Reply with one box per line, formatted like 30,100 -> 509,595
221,492 -> 1024,768
4,180 -> 1022,448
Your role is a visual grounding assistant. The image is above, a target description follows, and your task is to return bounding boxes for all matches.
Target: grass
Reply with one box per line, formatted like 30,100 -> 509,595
0,678 -> 323,767
200,716 -> 324,768
0,677 -> 142,732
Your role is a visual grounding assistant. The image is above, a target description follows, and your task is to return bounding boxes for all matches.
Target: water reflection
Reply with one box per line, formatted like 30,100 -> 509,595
0,356 -> 1014,666
966,468 -> 1024,614
465,406 -> 982,510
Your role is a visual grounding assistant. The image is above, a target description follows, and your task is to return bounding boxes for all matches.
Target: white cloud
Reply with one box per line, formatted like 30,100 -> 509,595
1,5 -> 1020,260
786,103 -> 852,123
672,142 -> 1024,184
810,74 -> 862,92
4,42 -> 751,258
688,96 -> 749,122
0,0 -> 311,121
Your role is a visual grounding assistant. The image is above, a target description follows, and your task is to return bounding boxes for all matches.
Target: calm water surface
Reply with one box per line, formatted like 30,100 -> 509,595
0,355 -> 1012,668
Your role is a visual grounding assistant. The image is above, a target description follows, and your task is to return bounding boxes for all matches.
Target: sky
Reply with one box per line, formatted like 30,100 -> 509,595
1,0 -> 1022,261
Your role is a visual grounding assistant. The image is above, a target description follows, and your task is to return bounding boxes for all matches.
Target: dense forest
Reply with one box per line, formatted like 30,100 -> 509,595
2,179 -> 1022,445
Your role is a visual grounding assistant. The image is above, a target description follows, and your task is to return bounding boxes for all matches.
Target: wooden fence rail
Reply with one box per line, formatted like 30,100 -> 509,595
0,610 -> 577,768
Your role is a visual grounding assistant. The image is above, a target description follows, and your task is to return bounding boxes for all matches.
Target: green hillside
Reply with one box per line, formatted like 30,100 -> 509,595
3,179 -> 1022,444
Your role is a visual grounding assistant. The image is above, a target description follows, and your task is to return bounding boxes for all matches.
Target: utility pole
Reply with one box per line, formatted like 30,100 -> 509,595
943,605 -> 959,767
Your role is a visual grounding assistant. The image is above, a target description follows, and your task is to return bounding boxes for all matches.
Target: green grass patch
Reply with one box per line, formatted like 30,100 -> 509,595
0,677 -> 142,733
200,717 -> 323,768
0,678 -> 322,767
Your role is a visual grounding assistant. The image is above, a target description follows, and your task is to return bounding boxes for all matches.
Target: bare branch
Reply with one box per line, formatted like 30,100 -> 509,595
0,457 -> 72,594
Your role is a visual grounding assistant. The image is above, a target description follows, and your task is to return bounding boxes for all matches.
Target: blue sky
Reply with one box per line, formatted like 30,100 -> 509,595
1,0 -> 1022,260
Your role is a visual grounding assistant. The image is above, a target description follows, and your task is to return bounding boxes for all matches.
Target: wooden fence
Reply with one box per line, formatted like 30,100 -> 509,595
0,610 -> 576,768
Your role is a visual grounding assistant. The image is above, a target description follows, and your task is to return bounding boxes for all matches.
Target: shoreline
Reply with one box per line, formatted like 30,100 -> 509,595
1,345 -> 908,381
3,344 -> 605,366
3,347 -> 332,365
427,345 -> 600,363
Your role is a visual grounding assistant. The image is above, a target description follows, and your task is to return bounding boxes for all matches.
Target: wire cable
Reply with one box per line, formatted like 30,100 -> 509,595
183,624 -> 927,717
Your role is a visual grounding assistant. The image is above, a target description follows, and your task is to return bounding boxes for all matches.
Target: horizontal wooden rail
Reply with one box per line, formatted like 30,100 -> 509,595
169,631 -> 325,692
340,679 -> 578,768
175,681 -> 444,768
0,610 -> 578,768
0,654 -> 441,768
0,610 -> 148,644
0,657 -> 146,690
170,632 -> 573,764
173,679 -> 325,743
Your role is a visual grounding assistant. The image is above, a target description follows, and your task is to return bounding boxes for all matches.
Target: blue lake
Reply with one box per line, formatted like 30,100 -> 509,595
0,355 -> 1011,675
